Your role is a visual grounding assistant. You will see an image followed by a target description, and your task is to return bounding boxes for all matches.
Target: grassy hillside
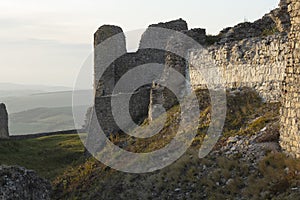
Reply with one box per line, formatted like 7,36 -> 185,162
0,88 -> 299,199
50,88 -> 300,200
0,134 -> 86,180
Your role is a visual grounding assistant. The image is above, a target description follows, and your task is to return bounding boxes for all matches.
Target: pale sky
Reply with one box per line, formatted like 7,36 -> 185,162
0,0 -> 279,88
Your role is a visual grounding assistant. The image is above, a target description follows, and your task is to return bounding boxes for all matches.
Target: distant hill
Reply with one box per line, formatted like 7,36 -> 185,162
0,82 -> 73,98
9,106 -> 88,135
0,90 -> 92,114
0,84 -> 93,135
0,82 -> 71,95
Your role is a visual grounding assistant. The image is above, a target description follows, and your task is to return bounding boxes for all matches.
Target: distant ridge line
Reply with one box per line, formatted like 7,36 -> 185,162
8,129 -> 84,140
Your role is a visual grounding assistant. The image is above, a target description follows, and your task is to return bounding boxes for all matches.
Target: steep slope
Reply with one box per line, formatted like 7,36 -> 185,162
52,88 -> 300,200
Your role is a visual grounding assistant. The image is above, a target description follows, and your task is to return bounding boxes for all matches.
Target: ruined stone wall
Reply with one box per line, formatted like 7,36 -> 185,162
90,19 -> 189,138
148,27 -> 208,121
90,1 -> 299,158
94,25 -> 126,98
92,25 -> 127,137
92,25 -> 156,136
148,0 -> 291,122
189,34 -> 288,102
280,0 -> 300,158
0,103 -> 9,139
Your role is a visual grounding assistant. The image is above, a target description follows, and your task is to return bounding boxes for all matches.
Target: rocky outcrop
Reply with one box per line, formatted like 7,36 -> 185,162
0,165 -> 51,200
0,103 -> 9,139
216,122 -> 281,163
269,0 -> 291,33
217,0 -> 289,44
218,15 -> 276,44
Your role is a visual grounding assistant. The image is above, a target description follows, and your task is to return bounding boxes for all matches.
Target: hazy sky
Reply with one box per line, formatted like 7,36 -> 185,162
0,0 -> 279,88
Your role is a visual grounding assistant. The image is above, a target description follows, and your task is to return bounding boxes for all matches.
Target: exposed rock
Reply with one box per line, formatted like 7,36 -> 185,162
214,122 -> 281,163
269,0 -> 291,33
217,0 -> 289,44
0,165 -> 51,200
254,122 -> 280,143
218,15 -> 276,44
0,103 -> 9,139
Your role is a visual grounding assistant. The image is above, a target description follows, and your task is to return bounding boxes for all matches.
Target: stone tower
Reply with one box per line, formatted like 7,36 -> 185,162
0,103 -> 9,139
93,25 -> 127,136
91,19 -> 190,138
280,0 -> 300,158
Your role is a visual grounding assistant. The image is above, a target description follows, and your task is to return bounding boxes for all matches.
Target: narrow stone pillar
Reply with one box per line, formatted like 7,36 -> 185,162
86,25 -> 127,152
280,0 -> 300,158
93,25 -> 126,134
0,103 -> 9,139
94,25 -> 127,97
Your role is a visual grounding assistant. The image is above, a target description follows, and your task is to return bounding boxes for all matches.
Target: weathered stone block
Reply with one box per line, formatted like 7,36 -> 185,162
0,103 -> 9,139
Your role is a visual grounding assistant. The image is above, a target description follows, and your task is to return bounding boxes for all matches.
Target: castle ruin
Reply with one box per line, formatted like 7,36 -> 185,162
90,0 -> 299,158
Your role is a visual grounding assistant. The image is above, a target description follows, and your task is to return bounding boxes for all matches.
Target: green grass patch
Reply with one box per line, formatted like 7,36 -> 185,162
205,34 -> 221,45
261,26 -> 279,37
0,134 -> 86,181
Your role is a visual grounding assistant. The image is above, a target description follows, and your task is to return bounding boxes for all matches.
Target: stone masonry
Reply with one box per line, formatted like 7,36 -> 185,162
280,0 -> 300,158
0,103 -> 9,139
148,1 -> 289,120
87,19 -> 189,148
189,34 -> 288,102
89,0 -> 299,158
148,28 -> 207,120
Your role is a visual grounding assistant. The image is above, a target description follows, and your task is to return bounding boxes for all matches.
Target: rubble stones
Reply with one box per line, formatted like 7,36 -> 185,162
0,165 -> 52,200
